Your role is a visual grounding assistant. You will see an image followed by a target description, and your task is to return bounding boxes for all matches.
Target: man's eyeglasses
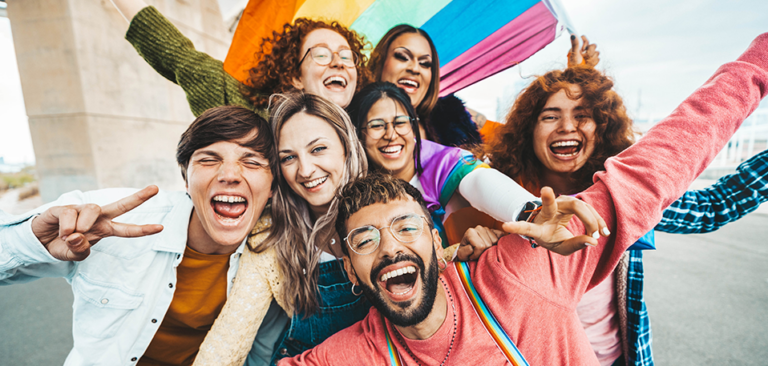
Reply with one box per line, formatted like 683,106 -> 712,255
344,213 -> 429,255
297,46 -> 359,69
363,116 -> 414,140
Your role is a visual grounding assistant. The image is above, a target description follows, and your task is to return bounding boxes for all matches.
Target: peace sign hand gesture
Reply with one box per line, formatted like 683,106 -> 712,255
30,186 -> 164,261
502,187 -> 610,256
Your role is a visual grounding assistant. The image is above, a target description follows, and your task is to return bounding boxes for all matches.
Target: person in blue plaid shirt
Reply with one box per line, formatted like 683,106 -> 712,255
482,61 -> 768,366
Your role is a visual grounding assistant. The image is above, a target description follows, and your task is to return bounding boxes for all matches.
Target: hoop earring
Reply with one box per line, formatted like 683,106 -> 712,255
438,256 -> 448,271
351,283 -> 363,296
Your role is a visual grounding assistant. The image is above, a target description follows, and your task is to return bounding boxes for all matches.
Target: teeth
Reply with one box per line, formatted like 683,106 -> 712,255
303,176 -> 328,188
324,76 -> 347,87
380,146 -> 402,154
398,79 -> 418,88
551,140 -> 580,147
213,195 -> 246,203
380,265 -> 417,282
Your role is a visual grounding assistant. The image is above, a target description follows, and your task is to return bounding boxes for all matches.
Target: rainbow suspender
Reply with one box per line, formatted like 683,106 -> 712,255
455,261 -> 530,366
382,262 -> 529,366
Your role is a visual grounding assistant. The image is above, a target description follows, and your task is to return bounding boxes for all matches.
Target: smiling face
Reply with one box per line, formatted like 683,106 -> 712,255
363,97 -> 416,181
278,112 -> 346,216
186,137 -> 274,252
292,28 -> 358,108
343,198 -> 442,327
379,32 -> 433,109
533,85 -> 597,178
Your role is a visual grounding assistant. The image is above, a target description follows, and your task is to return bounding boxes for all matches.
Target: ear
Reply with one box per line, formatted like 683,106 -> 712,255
291,77 -> 304,91
431,227 -> 444,260
342,256 -> 358,285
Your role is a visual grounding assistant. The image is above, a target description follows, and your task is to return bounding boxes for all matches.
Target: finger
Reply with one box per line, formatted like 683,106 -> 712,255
547,235 -> 596,256
75,203 -> 102,234
537,187 -> 557,222
456,243 -> 474,262
558,199 -> 600,237
585,202 -> 610,237
475,226 -> 495,247
581,35 -> 590,53
57,206 -> 79,240
101,185 -> 159,220
568,34 -> 580,64
501,221 -> 541,239
110,222 -> 164,238
65,233 -> 92,261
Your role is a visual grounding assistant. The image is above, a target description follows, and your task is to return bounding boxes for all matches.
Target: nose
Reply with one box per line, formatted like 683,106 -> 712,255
407,59 -> 420,74
557,114 -> 578,133
297,157 -> 315,179
329,52 -> 344,69
377,227 -> 404,259
218,161 -> 242,184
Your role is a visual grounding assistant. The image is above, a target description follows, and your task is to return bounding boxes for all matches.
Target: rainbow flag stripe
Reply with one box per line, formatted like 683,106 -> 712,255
456,261 -> 529,366
382,314 -> 404,366
224,0 -> 574,95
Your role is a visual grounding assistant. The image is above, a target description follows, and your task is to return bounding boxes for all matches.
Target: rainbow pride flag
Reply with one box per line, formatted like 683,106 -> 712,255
224,0 -> 574,96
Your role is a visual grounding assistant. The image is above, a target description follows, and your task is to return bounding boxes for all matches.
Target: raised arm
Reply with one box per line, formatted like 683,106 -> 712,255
655,148 -> 768,233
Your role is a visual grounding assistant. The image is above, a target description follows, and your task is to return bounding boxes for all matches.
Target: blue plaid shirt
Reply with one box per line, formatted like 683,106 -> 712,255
624,149 -> 768,366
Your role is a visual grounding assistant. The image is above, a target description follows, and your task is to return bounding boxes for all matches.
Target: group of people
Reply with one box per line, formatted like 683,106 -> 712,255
1,1 -> 767,365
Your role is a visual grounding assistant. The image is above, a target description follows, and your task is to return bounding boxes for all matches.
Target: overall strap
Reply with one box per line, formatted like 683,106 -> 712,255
382,314 -> 404,366
455,261 -> 530,366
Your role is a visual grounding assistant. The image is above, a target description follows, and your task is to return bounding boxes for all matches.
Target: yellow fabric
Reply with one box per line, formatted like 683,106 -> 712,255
294,0 -> 375,26
139,246 -> 231,366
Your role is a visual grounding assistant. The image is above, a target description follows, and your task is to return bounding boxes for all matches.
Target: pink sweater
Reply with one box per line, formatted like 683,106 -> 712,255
279,33 -> 768,366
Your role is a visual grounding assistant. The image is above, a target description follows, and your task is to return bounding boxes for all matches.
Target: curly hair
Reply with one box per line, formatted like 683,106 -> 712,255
242,18 -> 374,109
486,66 -> 637,194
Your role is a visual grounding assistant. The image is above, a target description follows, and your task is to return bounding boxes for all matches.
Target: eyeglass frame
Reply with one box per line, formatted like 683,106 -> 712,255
361,115 -> 417,140
297,46 -> 360,70
343,213 -> 432,255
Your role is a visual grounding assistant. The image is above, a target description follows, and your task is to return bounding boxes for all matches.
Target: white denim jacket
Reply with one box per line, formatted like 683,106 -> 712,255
0,188 -> 245,366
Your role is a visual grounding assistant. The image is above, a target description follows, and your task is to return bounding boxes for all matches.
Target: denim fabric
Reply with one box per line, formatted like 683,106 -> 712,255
270,259 -> 372,365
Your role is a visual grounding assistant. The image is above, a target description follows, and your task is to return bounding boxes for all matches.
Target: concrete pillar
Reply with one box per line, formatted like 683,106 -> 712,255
7,0 -> 231,202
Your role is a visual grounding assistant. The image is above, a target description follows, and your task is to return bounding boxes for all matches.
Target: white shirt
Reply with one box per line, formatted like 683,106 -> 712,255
0,188 -> 245,366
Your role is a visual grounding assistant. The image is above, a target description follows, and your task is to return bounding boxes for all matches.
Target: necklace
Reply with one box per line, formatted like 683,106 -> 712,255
391,277 -> 457,366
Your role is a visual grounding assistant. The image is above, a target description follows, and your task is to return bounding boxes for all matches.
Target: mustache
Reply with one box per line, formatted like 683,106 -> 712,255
370,253 -> 425,285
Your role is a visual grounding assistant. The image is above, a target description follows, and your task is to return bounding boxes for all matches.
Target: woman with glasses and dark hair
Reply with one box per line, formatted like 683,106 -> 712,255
110,0 -> 373,117
346,82 -> 589,257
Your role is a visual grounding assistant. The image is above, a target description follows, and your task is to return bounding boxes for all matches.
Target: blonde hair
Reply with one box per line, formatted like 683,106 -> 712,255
251,92 -> 367,315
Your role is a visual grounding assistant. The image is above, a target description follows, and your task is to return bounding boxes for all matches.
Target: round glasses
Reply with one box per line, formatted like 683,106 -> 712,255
298,46 -> 359,69
363,115 -> 414,140
344,214 -> 428,255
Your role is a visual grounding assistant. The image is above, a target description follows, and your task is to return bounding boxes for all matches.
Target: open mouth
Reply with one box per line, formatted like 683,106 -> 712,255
397,78 -> 419,94
549,140 -> 582,158
378,265 -> 419,300
302,176 -> 328,190
379,145 -> 403,159
211,195 -> 248,224
323,76 -> 348,90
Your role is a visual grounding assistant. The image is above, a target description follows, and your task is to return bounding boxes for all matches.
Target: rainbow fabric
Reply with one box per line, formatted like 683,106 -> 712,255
456,261 -> 530,366
224,0 -> 574,95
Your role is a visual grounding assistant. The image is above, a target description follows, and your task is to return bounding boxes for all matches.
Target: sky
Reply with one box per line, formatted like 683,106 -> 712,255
1,0 -> 767,165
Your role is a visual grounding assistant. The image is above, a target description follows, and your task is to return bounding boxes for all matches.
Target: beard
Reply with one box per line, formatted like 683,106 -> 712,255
356,248 -> 440,327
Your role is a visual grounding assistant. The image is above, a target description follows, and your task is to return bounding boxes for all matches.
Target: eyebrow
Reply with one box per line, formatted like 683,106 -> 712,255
278,137 -> 329,154
310,42 -> 351,51
192,150 -> 221,159
540,107 -> 561,113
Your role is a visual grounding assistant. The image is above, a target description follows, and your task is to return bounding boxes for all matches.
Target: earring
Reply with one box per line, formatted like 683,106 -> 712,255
438,257 -> 448,271
351,283 -> 363,296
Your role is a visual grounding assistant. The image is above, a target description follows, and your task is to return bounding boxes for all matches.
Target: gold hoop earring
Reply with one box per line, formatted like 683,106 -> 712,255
351,283 -> 363,296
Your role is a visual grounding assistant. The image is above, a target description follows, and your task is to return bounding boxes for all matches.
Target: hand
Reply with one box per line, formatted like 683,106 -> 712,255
31,186 -> 164,261
501,187 -> 609,256
567,35 -> 600,68
455,226 -> 506,261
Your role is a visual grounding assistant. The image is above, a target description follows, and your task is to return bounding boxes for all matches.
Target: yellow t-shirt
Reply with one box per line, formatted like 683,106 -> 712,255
139,246 -> 231,366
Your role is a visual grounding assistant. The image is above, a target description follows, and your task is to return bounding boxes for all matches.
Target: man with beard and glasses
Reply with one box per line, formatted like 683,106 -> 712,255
278,33 -> 768,366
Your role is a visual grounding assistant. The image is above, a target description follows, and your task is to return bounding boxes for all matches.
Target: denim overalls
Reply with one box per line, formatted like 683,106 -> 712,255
269,259 -> 372,365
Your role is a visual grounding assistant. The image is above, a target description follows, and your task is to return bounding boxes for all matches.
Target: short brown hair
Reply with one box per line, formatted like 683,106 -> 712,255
176,106 -> 277,185
242,18 -> 374,109
335,173 -> 433,256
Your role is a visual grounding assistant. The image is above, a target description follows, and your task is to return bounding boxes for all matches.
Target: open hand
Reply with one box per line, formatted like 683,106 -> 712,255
501,187 -> 609,256
455,226 -> 506,261
568,35 -> 600,68
31,186 -> 164,261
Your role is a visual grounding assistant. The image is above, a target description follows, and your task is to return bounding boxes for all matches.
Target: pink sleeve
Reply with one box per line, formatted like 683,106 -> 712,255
495,33 -> 768,303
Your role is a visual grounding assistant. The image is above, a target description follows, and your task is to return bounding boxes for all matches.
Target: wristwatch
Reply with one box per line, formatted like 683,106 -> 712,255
517,200 -> 543,248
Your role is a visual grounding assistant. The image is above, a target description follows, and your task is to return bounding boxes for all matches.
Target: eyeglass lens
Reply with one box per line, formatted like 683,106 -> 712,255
365,116 -> 413,140
310,47 -> 357,67
347,214 -> 424,254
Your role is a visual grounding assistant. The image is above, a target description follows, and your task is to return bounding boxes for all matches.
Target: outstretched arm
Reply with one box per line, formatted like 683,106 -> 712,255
656,148 -> 768,233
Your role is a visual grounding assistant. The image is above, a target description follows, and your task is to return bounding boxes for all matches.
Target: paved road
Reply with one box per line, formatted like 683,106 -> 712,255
1,213 -> 766,365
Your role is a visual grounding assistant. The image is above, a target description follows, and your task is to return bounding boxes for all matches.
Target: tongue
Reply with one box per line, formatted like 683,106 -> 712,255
551,146 -> 579,155
386,276 -> 414,293
213,202 -> 246,218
